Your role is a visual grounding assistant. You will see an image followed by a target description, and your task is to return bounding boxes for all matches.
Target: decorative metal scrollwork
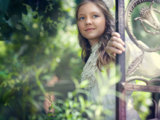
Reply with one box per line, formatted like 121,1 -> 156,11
126,0 -> 160,77
125,0 -> 160,52
134,1 -> 160,35
119,0 -> 160,119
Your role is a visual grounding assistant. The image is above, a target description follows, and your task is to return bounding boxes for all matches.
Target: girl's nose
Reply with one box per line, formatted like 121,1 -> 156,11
85,17 -> 92,25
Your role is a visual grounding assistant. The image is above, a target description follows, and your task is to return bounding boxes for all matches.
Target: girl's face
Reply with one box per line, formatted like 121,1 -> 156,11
77,2 -> 106,46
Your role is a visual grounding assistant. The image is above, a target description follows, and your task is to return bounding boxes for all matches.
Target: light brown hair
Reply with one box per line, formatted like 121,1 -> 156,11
76,0 -> 115,69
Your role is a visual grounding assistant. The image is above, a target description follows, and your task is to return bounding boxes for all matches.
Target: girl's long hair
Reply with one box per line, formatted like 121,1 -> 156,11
76,0 -> 115,69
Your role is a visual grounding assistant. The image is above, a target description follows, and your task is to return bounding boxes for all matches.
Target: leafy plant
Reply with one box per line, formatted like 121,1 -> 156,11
46,64 -> 119,120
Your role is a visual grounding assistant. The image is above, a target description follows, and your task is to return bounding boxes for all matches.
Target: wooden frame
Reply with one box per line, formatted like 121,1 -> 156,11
115,0 -> 160,119
115,0 -> 126,119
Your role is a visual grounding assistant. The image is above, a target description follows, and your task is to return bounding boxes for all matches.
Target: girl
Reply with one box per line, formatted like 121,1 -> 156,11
75,0 -> 160,119
75,0 -> 139,120
76,0 -> 160,119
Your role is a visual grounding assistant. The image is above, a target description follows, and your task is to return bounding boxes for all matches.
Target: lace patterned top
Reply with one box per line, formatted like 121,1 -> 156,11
81,43 -> 100,88
80,43 -> 117,119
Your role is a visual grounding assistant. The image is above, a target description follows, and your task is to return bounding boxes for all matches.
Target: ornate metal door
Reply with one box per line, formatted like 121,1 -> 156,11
116,0 -> 160,119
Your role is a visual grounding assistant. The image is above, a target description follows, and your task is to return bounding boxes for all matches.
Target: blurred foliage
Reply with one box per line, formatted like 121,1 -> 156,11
47,66 -> 119,120
47,80 -> 96,120
0,0 -> 83,119
0,0 -> 157,120
132,92 -> 152,120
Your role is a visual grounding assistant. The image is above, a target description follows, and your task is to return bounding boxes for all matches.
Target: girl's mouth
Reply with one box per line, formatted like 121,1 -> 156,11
85,28 -> 95,32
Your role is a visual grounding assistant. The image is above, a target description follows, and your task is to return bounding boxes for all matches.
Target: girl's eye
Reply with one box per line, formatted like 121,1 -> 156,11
79,17 -> 85,21
93,15 -> 99,18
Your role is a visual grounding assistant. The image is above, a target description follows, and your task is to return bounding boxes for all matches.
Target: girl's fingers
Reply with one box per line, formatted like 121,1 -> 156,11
106,46 -> 123,55
111,32 -> 121,38
111,32 -> 125,45
111,37 -> 125,46
106,32 -> 125,55
108,39 -> 125,51
111,41 -> 125,51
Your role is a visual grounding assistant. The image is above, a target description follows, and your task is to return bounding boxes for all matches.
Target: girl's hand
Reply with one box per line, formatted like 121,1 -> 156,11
43,93 -> 54,113
105,32 -> 125,57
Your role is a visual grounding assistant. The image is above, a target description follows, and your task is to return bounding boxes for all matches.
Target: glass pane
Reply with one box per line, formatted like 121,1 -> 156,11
125,0 -> 160,81
125,0 -> 160,119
